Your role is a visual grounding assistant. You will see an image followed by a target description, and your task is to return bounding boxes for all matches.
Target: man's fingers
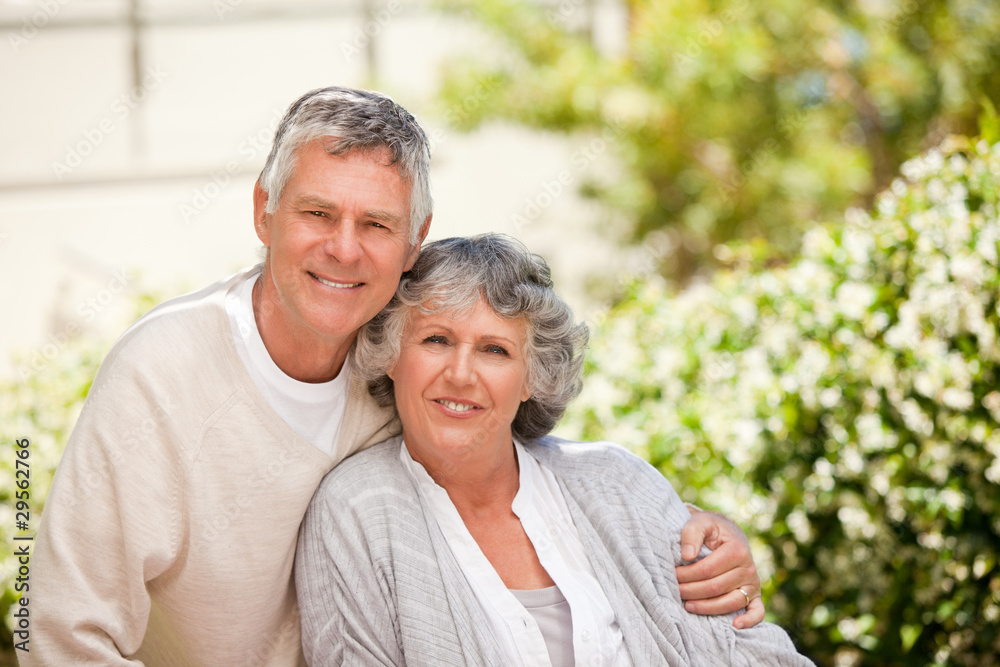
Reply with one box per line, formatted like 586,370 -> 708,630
679,506 -> 714,562
698,511 -> 750,552
677,564 -> 759,601
675,539 -> 753,585
675,506 -> 766,629
682,587 -> 765,625
734,596 -> 766,629
682,586 -> 753,616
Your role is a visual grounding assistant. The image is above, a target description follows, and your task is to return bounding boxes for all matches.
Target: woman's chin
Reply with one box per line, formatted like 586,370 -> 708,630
407,431 -> 512,472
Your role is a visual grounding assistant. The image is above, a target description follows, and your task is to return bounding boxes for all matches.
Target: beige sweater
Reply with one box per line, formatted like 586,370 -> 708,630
25,268 -> 398,666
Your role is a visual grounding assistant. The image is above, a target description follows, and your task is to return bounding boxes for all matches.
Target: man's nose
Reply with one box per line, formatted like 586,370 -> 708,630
325,221 -> 363,264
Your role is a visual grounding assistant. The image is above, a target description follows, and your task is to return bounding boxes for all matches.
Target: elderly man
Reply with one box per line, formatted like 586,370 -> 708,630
27,87 -> 761,666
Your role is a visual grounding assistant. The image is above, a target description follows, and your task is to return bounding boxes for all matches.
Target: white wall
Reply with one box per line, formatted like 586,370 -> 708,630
0,0 -> 628,380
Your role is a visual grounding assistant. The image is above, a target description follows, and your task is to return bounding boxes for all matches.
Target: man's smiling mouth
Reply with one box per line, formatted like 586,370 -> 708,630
310,272 -> 362,288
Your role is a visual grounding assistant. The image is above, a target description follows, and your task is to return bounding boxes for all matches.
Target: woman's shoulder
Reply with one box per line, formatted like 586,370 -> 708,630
526,435 -> 659,481
525,436 -> 684,522
312,435 -> 409,503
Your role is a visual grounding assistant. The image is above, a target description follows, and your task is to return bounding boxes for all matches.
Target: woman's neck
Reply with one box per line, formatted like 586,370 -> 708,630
412,439 -> 521,516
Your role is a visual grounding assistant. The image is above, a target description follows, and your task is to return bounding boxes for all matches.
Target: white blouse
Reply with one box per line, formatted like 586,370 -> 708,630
400,440 -> 632,667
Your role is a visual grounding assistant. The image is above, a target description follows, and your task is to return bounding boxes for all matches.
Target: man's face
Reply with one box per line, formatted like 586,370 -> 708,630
254,140 -> 428,346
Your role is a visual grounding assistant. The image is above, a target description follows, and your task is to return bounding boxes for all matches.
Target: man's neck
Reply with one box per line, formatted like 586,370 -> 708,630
252,275 -> 354,383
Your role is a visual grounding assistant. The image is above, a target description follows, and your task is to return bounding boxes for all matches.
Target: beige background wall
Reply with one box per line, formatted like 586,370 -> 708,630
0,0 -> 630,380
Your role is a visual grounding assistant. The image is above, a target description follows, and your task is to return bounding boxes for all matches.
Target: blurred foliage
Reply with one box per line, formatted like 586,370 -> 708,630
437,0 -> 1000,283
0,289 -> 161,659
563,134 -> 1000,665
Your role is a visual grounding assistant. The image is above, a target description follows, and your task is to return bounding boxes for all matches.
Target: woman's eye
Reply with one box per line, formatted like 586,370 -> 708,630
423,335 -> 447,345
485,345 -> 509,356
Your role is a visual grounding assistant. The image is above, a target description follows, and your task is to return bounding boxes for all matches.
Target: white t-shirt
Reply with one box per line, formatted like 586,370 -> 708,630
401,440 -> 632,667
225,269 -> 350,457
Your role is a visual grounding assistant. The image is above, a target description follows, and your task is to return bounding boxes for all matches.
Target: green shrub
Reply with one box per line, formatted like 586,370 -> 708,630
563,135 -> 1000,665
0,337 -> 107,658
0,289 -> 160,659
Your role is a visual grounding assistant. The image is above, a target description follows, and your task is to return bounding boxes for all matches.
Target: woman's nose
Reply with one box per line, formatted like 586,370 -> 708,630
443,347 -> 476,386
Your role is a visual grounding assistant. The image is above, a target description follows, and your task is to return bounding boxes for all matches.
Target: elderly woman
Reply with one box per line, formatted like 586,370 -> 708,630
296,234 -> 813,666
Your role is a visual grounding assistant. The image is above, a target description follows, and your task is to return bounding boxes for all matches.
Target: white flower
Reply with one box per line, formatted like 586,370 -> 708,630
941,387 -> 974,411
835,281 -> 876,321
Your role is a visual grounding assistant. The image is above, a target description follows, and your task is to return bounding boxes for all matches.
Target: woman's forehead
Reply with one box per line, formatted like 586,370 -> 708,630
407,298 -> 527,334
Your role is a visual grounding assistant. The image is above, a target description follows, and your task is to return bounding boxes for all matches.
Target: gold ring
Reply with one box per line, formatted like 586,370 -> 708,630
737,587 -> 751,607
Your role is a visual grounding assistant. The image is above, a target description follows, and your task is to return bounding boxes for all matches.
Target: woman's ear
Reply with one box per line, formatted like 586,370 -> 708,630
520,381 -> 532,403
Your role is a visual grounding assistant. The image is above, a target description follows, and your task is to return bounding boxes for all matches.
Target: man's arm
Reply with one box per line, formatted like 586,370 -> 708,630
570,443 -> 812,663
676,506 -> 765,628
26,371 -> 179,665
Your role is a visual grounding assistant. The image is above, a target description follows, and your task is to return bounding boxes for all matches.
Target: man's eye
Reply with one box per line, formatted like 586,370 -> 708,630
369,220 -> 387,229
308,210 -> 326,217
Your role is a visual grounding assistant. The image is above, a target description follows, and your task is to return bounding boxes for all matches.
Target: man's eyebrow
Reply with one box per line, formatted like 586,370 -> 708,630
290,195 -> 404,226
292,195 -> 336,210
365,209 -> 405,226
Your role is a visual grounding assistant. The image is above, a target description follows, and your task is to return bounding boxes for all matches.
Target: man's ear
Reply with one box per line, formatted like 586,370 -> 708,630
403,214 -> 432,271
253,181 -> 271,246
385,358 -> 398,382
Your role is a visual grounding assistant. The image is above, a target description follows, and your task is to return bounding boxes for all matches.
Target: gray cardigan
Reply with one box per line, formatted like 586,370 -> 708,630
295,436 -> 815,666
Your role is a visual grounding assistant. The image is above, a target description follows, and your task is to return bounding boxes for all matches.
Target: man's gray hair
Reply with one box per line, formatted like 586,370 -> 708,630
354,233 -> 589,440
259,86 -> 432,242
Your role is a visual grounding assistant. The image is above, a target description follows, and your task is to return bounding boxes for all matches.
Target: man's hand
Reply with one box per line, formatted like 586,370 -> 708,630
675,505 -> 764,629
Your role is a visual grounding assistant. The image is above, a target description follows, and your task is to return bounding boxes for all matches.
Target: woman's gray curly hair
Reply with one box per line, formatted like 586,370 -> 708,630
353,233 -> 589,441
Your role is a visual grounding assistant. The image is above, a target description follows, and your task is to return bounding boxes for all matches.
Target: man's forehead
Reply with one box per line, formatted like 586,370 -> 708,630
315,137 -> 397,167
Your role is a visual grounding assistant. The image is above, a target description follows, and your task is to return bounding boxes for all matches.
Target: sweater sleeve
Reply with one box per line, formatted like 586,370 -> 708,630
548,440 -> 815,666
26,373 -> 183,665
624,448 -> 815,666
655,482 -> 815,666
295,470 -> 404,667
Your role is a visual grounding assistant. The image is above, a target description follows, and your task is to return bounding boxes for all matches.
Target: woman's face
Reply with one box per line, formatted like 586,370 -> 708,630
389,298 -> 532,475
